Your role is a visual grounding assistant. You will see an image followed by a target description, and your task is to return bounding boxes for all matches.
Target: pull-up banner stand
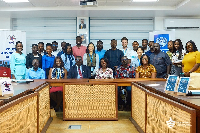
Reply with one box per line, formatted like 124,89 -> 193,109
0,30 -> 26,67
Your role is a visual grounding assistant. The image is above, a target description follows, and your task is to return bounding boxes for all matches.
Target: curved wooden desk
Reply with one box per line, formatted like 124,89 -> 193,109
131,81 -> 200,133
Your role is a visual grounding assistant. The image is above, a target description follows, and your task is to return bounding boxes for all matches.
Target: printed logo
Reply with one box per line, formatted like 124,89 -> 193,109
166,117 -> 192,128
166,117 -> 175,128
7,35 -> 16,44
154,34 -> 169,53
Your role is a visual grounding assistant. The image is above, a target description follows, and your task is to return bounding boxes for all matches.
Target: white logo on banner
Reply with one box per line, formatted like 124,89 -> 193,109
156,37 -> 168,47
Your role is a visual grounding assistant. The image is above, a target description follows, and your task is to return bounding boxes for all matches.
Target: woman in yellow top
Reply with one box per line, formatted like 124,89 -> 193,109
182,40 -> 200,77
136,54 -> 157,78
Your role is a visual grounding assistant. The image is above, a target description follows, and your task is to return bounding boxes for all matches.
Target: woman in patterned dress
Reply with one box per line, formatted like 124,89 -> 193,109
95,58 -> 113,79
49,56 -> 67,111
135,54 -> 157,78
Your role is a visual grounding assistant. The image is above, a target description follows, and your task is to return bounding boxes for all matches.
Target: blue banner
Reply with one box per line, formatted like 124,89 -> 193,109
154,34 -> 169,53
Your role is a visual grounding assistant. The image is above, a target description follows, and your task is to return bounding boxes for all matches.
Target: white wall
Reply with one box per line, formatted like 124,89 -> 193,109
0,17 -> 11,30
154,17 -> 200,50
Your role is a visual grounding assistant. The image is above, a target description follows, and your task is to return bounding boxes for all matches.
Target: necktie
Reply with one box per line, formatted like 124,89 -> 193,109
78,68 -> 83,78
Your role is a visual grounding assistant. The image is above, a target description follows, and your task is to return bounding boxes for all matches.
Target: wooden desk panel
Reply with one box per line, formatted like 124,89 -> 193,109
134,81 -> 200,133
131,83 -> 196,133
35,83 -> 51,133
0,93 -> 38,133
63,83 -> 118,120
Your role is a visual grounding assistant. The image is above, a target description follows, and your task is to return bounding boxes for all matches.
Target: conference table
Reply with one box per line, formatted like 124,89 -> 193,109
0,78 -> 199,133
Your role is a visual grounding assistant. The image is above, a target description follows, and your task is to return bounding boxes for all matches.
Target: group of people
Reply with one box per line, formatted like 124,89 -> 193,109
10,36 -> 200,80
10,37 -> 200,111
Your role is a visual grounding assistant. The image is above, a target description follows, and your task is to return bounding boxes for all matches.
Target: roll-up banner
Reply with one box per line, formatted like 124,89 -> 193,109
149,30 -> 175,53
0,30 -> 26,67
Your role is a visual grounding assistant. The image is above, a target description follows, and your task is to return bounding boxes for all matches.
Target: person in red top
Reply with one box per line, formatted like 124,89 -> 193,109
72,36 -> 87,58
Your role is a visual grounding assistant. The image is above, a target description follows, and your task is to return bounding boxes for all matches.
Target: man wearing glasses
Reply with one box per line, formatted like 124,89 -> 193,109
115,56 -> 135,111
51,41 -> 59,57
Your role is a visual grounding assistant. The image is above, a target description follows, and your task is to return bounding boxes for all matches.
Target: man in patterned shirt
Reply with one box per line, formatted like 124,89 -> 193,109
115,56 -> 135,111
115,56 -> 135,78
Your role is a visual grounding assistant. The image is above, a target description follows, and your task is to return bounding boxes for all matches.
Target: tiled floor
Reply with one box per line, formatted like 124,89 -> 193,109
46,110 -> 139,133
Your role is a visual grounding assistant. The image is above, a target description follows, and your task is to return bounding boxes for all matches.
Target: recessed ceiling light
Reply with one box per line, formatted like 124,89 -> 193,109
3,0 -> 29,3
133,0 -> 159,2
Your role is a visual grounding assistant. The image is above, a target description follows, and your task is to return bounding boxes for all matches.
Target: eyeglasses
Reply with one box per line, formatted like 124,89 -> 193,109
75,59 -> 82,61
142,58 -> 148,60
122,59 -> 128,61
52,44 -> 58,47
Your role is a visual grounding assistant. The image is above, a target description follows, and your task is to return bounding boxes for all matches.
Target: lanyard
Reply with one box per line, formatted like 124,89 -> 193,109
89,53 -> 94,64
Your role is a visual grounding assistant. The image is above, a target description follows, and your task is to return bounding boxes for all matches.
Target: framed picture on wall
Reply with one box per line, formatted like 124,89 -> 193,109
79,34 -> 87,44
79,18 -> 87,29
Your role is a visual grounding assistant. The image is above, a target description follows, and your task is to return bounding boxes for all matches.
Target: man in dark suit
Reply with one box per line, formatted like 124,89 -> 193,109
68,56 -> 91,79
79,19 -> 86,29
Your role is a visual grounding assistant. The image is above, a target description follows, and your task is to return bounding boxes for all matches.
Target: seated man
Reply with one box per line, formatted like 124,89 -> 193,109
115,56 -> 135,78
26,59 -> 45,79
115,56 -> 135,111
68,56 -> 91,79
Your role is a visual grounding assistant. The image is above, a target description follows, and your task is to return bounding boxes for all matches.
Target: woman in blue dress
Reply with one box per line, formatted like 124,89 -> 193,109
42,43 -> 55,79
10,41 -> 26,80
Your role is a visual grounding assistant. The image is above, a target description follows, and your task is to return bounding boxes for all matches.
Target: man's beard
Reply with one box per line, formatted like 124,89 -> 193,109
97,47 -> 103,51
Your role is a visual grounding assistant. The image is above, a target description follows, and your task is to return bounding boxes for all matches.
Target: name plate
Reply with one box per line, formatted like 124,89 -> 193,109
165,75 -> 179,93
0,78 -> 14,97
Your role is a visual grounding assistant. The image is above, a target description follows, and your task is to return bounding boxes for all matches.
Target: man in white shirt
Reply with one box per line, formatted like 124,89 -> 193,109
120,37 -> 137,67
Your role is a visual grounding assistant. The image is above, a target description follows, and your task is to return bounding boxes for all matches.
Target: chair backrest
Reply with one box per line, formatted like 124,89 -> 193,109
0,67 -> 11,78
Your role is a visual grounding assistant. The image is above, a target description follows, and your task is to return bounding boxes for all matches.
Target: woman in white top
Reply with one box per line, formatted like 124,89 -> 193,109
83,42 -> 99,77
133,46 -> 144,67
171,39 -> 186,76
95,58 -> 113,79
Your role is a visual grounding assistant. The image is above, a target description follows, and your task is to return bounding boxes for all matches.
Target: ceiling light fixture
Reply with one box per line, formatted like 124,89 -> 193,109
132,0 -> 159,2
3,0 -> 29,3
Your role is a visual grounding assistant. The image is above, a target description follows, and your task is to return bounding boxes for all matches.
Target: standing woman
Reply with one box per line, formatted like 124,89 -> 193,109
182,40 -> 200,77
171,39 -> 185,76
10,41 -> 26,80
83,42 -> 99,78
42,43 -> 55,79
95,58 -> 113,79
61,43 -> 75,71
132,46 -> 144,67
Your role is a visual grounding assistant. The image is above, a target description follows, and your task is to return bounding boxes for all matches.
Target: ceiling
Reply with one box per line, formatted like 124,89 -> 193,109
0,0 -> 200,18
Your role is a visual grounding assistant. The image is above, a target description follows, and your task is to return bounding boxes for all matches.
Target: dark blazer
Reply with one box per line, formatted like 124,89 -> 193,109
68,65 -> 91,79
79,24 -> 86,29
26,53 -> 42,69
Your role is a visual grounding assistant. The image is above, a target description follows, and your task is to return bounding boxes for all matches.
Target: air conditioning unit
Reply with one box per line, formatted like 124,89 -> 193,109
164,19 -> 200,29
80,0 -> 98,7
